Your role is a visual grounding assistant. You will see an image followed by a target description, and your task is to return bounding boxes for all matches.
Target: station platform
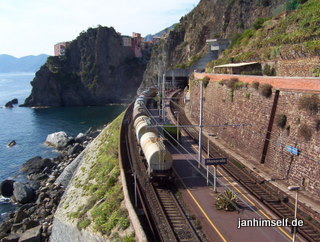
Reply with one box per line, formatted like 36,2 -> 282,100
147,91 -> 307,241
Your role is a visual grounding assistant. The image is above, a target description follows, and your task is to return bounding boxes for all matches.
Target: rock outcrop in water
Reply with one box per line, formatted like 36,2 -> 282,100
0,128 -> 101,241
23,26 -> 146,107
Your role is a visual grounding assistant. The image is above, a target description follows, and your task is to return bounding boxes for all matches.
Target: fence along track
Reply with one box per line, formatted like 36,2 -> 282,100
170,95 -> 320,242
124,102 -> 200,241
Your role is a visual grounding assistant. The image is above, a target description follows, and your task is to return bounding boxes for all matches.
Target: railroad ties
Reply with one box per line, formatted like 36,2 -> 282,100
170,94 -> 320,242
121,101 -> 201,241
155,186 -> 200,241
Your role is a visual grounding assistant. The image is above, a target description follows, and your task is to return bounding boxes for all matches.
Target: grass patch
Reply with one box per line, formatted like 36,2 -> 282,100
175,53 -> 203,69
259,83 -> 273,98
67,112 -> 130,236
78,218 -> 91,230
276,114 -> 287,129
206,0 -> 320,68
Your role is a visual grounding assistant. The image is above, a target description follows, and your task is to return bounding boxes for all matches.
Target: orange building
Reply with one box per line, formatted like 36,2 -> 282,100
54,42 -> 69,56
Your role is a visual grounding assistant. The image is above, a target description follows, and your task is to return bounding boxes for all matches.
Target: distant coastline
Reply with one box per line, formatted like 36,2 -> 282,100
0,54 -> 48,73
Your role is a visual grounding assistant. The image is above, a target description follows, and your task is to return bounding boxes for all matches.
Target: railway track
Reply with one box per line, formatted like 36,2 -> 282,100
120,102 -> 200,241
170,93 -> 320,242
155,185 -> 200,241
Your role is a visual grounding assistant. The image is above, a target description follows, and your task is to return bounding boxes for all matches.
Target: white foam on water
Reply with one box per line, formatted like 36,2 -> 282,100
0,196 -> 11,203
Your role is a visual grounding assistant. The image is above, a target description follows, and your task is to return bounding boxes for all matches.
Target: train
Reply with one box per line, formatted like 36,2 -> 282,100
132,88 -> 173,181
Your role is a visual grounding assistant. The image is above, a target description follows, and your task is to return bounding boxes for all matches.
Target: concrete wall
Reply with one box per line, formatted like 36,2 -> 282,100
188,75 -> 320,201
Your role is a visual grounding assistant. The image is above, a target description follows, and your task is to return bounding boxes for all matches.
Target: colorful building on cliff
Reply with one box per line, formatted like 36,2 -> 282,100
54,42 -> 69,56
121,32 -> 143,58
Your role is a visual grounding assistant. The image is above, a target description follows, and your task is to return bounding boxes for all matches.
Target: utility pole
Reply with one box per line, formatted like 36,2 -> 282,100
198,80 -> 204,168
158,73 -> 161,117
162,73 -> 165,121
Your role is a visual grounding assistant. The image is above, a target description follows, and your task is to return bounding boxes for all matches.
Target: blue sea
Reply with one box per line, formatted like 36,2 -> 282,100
0,73 -> 126,219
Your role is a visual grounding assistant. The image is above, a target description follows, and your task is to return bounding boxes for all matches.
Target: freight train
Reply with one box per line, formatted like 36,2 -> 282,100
132,89 -> 173,181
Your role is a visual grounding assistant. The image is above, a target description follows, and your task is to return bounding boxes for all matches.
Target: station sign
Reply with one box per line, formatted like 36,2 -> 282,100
285,145 -> 299,156
205,158 -> 227,166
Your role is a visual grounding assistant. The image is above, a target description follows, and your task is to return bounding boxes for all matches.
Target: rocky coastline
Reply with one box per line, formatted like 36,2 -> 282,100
0,128 -> 102,242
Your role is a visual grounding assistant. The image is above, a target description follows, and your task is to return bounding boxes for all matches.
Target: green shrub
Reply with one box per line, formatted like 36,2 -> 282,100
202,76 -> 210,88
298,124 -> 312,141
263,64 -> 276,76
298,94 -> 319,113
78,218 -> 91,230
215,190 -> 238,211
259,83 -> 273,98
286,0 -> 300,10
259,0 -> 270,7
297,0 -> 308,3
253,17 -> 268,30
312,66 -> 320,77
244,92 -> 251,100
276,114 -> 287,129
251,81 -> 260,90
225,78 -> 240,89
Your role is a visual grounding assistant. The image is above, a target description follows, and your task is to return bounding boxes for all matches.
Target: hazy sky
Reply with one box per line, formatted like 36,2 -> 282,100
0,0 -> 200,57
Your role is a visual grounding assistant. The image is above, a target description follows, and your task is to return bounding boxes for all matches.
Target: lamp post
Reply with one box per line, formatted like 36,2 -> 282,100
174,111 -> 180,143
198,80 -> 204,168
288,185 -> 300,242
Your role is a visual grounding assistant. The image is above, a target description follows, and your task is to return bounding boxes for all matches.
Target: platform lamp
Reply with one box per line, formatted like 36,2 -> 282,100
288,185 -> 300,242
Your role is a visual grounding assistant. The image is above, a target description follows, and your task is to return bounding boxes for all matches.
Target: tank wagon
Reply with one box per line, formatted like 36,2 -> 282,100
132,88 -> 173,181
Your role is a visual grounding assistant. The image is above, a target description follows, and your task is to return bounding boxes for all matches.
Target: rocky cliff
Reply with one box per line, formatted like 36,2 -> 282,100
142,0 -> 286,87
24,27 -> 146,107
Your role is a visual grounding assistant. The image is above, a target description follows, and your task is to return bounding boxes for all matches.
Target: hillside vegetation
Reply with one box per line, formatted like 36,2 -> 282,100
207,0 -> 320,72
55,112 -> 135,241
24,26 -> 146,107
142,0 -> 287,87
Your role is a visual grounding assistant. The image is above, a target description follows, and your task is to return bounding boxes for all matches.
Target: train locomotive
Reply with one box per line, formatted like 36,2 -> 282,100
132,89 -> 173,181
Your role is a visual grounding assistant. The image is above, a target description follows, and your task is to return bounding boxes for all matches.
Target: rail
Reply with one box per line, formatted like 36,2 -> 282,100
120,101 -> 201,241
170,92 -> 320,242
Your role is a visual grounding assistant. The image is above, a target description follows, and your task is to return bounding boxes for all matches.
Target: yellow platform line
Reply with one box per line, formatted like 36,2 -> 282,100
193,146 -> 292,240
173,167 -> 227,242
216,168 -> 292,240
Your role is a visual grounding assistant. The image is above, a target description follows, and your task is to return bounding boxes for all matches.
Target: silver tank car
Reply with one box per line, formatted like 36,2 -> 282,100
133,103 -> 147,121
140,132 -> 173,178
133,115 -> 157,143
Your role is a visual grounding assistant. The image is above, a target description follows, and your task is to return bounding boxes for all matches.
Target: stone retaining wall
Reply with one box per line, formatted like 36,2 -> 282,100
194,73 -> 320,92
188,76 -> 320,201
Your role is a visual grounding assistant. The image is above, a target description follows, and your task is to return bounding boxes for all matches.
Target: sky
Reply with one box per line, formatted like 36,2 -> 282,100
0,0 -> 200,58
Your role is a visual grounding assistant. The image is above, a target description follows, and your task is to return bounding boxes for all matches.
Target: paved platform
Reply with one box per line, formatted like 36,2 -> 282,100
167,134 -> 293,241
148,93 -> 303,241
184,102 -> 320,216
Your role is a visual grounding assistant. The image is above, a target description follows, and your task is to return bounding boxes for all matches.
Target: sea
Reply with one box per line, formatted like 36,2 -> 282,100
0,73 -> 126,220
